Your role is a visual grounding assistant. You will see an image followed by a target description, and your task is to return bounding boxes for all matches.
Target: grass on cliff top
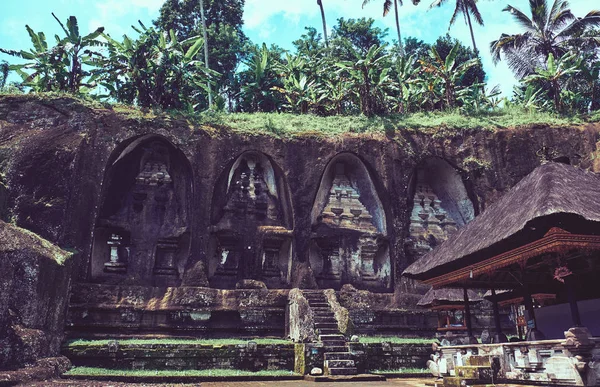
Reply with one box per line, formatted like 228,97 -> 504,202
1,92 -> 597,139
65,338 -> 291,347
65,367 -> 298,377
190,106 -> 597,139
358,337 -> 435,344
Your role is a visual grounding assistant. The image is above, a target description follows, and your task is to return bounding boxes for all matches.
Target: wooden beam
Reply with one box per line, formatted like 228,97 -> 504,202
424,228 -> 600,288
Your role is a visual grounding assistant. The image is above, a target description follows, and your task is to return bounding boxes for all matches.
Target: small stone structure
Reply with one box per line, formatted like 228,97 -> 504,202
436,328 -> 600,386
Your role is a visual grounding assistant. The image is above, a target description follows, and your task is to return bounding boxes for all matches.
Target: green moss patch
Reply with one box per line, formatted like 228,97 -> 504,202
65,367 -> 299,377
357,337 -> 435,344
65,338 -> 291,348
372,368 -> 430,375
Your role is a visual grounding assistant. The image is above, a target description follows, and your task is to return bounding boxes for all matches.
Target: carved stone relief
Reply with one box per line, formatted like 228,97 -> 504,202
311,160 -> 390,291
209,152 -> 293,289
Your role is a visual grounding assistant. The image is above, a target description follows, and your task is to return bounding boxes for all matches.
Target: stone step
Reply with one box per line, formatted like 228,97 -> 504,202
322,346 -> 347,352
319,334 -> 345,341
325,359 -> 355,368
310,305 -> 333,313
315,322 -> 338,329
328,367 -> 358,376
317,328 -> 339,335
314,317 -> 337,324
324,352 -> 353,361
308,302 -> 330,308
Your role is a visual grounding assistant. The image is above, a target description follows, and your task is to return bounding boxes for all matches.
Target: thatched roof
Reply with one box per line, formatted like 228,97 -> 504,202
404,162 -> 600,280
417,287 -> 482,307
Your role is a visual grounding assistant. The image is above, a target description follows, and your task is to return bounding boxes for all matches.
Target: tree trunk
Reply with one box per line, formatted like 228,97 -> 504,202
463,3 -> 478,53
199,0 -> 213,108
317,0 -> 329,48
393,0 -> 403,55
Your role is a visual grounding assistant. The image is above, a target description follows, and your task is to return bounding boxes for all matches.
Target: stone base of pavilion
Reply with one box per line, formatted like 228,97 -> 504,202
431,327 -> 600,386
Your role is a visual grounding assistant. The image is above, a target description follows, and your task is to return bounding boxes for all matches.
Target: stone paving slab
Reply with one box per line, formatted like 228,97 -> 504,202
27,378 -> 540,387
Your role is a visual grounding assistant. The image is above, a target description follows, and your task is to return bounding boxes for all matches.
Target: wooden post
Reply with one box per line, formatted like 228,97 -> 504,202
463,287 -> 473,338
491,289 -> 507,343
522,284 -> 545,340
565,276 -> 582,327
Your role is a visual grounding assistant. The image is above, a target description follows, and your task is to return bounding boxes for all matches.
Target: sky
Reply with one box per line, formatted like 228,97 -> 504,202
0,0 -> 596,97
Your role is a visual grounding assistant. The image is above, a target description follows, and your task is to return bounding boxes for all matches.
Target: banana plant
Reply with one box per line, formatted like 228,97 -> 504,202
336,44 -> 392,116
456,83 -> 501,113
1,14 -> 104,93
241,43 -> 281,112
419,42 -> 479,109
92,22 -> 217,110
523,53 -> 581,112
511,84 -> 552,113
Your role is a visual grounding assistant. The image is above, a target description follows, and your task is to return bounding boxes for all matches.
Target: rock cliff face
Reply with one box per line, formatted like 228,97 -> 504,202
2,95 -> 598,290
0,95 -> 599,343
0,220 -> 72,372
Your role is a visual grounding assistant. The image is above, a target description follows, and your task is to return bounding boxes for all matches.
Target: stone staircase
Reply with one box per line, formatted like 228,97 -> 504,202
302,290 -> 357,376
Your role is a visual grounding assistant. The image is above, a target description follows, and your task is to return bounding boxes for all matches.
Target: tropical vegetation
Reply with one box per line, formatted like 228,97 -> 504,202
0,0 -> 598,120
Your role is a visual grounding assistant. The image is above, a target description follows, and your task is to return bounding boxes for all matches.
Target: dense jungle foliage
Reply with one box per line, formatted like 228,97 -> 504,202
1,0 -> 599,118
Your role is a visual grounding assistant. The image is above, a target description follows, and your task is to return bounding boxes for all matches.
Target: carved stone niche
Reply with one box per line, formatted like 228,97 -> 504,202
310,154 -> 391,292
208,151 -> 293,289
405,159 -> 474,265
90,136 -> 192,286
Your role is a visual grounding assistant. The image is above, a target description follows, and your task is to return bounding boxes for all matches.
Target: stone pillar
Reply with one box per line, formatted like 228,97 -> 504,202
491,289 -> 508,343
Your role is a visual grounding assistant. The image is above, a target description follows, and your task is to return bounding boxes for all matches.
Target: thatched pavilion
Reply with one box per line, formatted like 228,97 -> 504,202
403,162 -> 600,386
417,288 -> 482,337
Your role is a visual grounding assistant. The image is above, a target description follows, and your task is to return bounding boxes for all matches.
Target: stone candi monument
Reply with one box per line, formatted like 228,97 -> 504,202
208,151 -> 293,289
90,136 -> 192,286
310,154 -> 390,291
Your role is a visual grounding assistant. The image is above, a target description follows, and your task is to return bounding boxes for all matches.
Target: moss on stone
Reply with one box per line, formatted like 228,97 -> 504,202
0,221 -> 72,265
324,289 -> 355,336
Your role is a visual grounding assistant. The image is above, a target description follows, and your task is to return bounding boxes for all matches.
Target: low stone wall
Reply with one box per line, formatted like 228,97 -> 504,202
295,342 -> 431,374
67,284 -> 288,338
63,343 -> 295,371
436,332 -> 600,386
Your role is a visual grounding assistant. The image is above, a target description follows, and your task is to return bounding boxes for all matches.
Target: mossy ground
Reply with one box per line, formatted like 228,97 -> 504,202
357,337 -> 435,344
65,367 -> 299,377
65,338 -> 292,348
372,368 -> 430,374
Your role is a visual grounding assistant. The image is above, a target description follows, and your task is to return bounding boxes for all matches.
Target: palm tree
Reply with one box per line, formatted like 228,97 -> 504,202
199,0 -> 213,107
317,0 -> 329,47
490,0 -> 600,78
362,0 -> 405,55
437,0 -> 483,52
413,0 -> 483,53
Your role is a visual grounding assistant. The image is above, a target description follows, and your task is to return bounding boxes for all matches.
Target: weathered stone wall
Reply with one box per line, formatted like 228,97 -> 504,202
63,342 -> 295,371
67,284 -> 288,337
295,342 -> 431,374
